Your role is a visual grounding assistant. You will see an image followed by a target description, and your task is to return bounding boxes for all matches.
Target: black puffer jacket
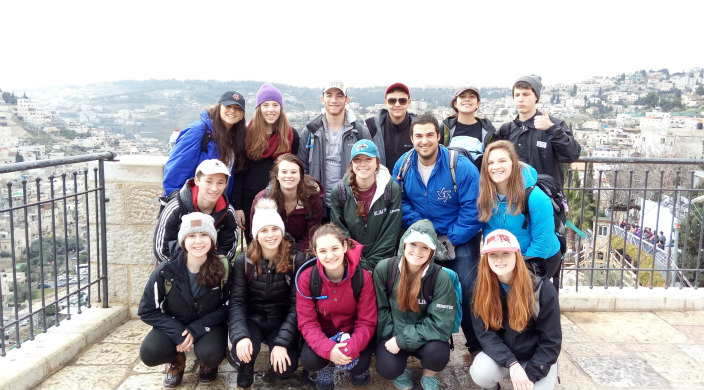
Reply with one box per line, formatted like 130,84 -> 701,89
495,113 -> 581,185
138,251 -> 230,346
228,235 -> 307,349
153,178 -> 239,264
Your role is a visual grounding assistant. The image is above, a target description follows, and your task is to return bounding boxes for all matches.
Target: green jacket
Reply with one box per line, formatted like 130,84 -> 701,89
331,165 -> 402,272
372,219 -> 457,351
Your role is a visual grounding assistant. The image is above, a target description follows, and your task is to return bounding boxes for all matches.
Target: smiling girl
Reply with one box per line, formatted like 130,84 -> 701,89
478,140 -> 562,288
232,83 -> 300,243
330,139 -> 402,271
296,224 -> 377,390
470,229 -> 561,390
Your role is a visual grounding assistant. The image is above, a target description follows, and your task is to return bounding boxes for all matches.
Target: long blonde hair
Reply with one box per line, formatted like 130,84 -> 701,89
477,140 -> 525,222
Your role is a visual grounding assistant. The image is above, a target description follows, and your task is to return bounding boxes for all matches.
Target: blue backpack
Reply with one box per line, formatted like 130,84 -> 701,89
386,257 -> 463,340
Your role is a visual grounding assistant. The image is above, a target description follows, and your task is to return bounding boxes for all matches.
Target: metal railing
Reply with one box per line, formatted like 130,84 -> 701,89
561,156 -> 704,290
0,152 -> 114,356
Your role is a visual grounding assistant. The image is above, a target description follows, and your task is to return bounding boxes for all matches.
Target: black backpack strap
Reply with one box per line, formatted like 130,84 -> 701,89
336,180 -> 347,207
421,263 -> 442,305
365,117 -> 377,139
383,182 -> 392,209
522,186 -> 535,229
352,264 -> 364,302
386,256 -> 401,296
309,264 -> 323,311
397,151 -> 414,194
200,129 -> 212,153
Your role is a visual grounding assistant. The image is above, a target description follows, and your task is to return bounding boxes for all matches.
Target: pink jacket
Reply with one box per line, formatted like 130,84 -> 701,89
296,241 -> 377,360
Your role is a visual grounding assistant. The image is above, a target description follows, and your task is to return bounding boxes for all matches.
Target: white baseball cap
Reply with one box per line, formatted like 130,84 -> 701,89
195,159 -> 230,177
481,229 -> 521,254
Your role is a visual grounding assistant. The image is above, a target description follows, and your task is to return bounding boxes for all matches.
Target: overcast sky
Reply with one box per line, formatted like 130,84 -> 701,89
2,0 -> 702,92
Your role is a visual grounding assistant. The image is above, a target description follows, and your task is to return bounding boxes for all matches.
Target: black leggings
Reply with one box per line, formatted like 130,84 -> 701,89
375,339 -> 451,379
139,325 -> 227,369
230,319 -> 300,378
300,338 -> 375,376
526,251 -> 562,292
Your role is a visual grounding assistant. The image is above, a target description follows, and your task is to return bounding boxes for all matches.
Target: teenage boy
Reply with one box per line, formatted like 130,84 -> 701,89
441,84 -> 496,168
392,113 -> 483,353
297,81 -> 371,221
495,75 -> 581,185
154,159 -> 239,265
367,82 -> 416,170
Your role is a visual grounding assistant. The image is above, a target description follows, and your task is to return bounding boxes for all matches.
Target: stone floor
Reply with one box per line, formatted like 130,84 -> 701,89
34,311 -> 704,390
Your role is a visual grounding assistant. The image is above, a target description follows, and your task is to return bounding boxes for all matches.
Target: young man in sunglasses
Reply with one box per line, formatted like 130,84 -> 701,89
440,84 -> 496,168
367,82 -> 416,170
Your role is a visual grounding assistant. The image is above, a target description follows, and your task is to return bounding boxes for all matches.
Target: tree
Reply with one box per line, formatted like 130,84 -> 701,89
570,85 -> 577,97
695,85 -> 704,96
566,165 -> 596,254
677,182 -> 704,287
15,153 -> 24,162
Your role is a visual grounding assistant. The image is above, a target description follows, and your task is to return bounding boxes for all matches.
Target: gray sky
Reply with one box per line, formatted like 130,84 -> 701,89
2,0 -> 702,91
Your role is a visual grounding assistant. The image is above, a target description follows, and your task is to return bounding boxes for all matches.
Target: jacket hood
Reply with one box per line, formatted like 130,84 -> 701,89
396,219 -> 438,260
199,109 -> 214,132
521,162 -> 538,189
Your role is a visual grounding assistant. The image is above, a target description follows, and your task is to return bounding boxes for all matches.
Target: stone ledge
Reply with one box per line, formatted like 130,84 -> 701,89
0,305 -> 129,390
559,287 -> 704,311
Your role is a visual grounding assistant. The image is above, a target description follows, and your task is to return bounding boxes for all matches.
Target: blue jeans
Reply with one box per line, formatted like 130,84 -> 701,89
441,233 -> 481,351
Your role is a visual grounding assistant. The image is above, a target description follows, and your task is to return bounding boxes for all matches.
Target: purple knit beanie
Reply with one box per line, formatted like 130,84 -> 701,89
255,83 -> 283,108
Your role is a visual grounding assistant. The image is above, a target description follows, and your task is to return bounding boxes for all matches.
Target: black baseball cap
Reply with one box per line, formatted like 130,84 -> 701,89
218,90 -> 245,110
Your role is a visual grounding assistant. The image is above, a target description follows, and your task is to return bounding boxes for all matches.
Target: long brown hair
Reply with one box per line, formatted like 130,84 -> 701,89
246,230 -> 293,277
268,154 -> 321,217
396,246 -> 434,313
206,104 -> 247,173
472,251 -> 536,332
311,223 -> 356,258
246,106 -> 292,161
346,157 -> 380,217
477,140 -> 525,222
186,238 -> 226,287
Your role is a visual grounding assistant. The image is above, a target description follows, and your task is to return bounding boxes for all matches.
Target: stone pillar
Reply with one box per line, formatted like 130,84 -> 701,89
102,155 -> 167,318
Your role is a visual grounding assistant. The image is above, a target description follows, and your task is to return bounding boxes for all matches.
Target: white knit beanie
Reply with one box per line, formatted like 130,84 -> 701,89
178,212 -> 217,249
251,198 -> 285,238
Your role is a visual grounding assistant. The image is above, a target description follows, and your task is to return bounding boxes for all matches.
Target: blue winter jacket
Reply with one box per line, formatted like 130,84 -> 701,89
392,146 -> 482,246
162,110 -> 235,198
483,164 -> 561,259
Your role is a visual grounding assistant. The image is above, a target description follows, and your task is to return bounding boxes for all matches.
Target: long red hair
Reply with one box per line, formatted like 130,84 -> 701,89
472,251 -> 535,332
395,247 -> 434,313
246,106 -> 292,161
477,140 -> 525,222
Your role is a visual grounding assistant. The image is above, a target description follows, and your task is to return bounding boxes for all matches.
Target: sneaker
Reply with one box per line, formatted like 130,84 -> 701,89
420,375 -> 439,390
237,363 -> 254,389
315,364 -> 335,390
350,369 -> 370,386
198,364 -> 218,383
393,368 -> 413,390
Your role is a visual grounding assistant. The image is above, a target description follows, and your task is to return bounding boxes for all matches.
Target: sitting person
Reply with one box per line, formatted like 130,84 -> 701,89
373,219 -> 457,390
470,229 -> 561,390
138,213 -> 230,388
250,153 -> 323,253
154,159 -> 238,265
228,198 -> 307,388
296,223 -> 377,390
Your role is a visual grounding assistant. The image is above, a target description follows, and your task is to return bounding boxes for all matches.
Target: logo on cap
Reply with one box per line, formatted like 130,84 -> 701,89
486,233 -> 511,245
190,220 -> 202,227
356,143 -> 369,151
233,93 -> 240,100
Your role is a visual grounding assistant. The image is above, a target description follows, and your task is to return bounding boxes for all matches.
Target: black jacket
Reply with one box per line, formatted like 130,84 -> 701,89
495,113 -> 581,185
472,277 -> 562,383
138,251 -> 230,345
367,109 -> 416,170
153,178 -> 239,264
228,235 -> 307,349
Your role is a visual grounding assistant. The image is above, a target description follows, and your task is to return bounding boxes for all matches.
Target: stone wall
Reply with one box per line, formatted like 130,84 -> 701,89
102,155 -> 166,318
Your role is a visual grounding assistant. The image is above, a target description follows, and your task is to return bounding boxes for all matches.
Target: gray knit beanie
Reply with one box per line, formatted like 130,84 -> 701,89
178,212 -> 217,249
514,75 -> 542,101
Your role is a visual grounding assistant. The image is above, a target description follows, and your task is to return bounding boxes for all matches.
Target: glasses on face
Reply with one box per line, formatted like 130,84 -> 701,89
386,98 -> 409,106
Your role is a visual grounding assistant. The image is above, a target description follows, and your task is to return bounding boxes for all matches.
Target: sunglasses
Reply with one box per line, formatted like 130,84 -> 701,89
386,98 -> 408,106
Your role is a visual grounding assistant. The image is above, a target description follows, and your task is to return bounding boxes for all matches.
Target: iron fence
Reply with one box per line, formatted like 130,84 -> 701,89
0,152 -> 114,356
561,156 -> 704,290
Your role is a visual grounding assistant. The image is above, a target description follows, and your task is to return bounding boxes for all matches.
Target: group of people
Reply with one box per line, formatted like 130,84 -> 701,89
139,75 -> 581,390
620,220 -> 667,249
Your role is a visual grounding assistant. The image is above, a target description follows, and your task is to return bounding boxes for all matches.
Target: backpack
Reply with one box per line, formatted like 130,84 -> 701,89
163,255 -> 229,298
397,148 -> 460,193
522,174 -> 567,255
385,256 -> 462,345
335,179 -> 392,210
294,258 -> 365,312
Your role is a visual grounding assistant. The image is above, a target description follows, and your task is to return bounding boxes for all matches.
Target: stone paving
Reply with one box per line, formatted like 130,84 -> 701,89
34,311 -> 704,390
